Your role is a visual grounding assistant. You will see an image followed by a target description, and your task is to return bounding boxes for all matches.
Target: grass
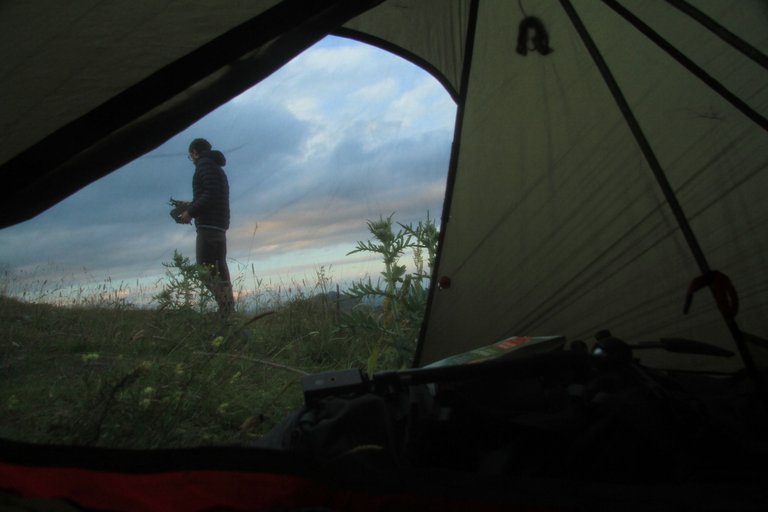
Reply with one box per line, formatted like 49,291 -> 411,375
0,289 -> 372,449
0,213 -> 436,449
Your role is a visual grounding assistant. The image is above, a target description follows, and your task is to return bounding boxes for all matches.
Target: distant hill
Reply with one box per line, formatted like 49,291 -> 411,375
307,291 -> 382,313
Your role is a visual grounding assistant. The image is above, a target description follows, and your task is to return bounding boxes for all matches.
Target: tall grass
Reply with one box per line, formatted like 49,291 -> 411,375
0,213 -> 437,448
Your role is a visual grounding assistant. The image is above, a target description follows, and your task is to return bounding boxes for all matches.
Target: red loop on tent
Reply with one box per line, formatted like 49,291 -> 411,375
683,271 -> 739,319
438,276 -> 452,289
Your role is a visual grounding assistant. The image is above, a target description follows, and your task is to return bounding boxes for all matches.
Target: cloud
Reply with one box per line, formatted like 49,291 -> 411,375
352,77 -> 398,104
293,44 -> 372,73
0,35 -> 456,298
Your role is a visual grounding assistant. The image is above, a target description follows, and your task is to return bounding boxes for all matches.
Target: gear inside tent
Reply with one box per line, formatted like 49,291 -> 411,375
2,0 -> 768,510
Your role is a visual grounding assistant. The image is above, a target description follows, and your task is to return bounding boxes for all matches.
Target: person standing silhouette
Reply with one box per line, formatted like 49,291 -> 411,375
178,138 -> 234,316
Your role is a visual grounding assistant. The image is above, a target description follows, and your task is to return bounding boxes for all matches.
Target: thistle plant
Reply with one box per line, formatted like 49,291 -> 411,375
153,250 -> 215,313
342,212 -> 438,373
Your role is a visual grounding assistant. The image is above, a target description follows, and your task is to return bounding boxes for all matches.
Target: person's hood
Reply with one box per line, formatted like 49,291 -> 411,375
199,150 -> 226,166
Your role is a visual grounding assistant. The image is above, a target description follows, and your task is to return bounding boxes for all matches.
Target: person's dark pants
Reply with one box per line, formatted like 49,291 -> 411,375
196,228 -> 234,316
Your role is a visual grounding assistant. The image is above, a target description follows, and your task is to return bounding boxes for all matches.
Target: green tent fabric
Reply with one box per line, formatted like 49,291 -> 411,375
417,0 -> 768,372
1,0 -> 767,371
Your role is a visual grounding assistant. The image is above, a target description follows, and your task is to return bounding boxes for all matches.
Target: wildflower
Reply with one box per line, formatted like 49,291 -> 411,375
143,386 -> 155,395
211,336 -> 224,349
81,352 -> 100,362
218,402 -> 229,414
175,363 -> 185,376
139,398 -> 152,409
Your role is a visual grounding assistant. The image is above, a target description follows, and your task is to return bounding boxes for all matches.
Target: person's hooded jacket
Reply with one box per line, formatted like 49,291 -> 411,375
187,150 -> 230,230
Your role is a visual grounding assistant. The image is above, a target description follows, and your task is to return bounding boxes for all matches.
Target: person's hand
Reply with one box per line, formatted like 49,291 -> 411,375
178,211 -> 192,224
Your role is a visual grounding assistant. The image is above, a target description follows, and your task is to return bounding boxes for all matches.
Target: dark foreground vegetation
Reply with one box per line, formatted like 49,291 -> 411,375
1,294 -> 353,447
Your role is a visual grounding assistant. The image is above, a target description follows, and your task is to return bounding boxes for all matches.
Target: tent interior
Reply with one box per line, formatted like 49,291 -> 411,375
1,0 -> 768,509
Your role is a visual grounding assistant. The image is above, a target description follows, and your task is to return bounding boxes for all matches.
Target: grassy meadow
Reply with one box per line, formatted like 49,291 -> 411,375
0,214 -> 436,448
0,291 -> 362,448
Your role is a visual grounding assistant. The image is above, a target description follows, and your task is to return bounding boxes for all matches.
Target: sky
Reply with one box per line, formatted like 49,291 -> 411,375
0,36 -> 457,306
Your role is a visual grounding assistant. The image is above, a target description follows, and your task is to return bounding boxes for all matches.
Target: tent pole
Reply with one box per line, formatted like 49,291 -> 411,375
414,0 -> 481,367
603,0 -> 768,132
666,0 -> 768,70
560,0 -> 767,402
